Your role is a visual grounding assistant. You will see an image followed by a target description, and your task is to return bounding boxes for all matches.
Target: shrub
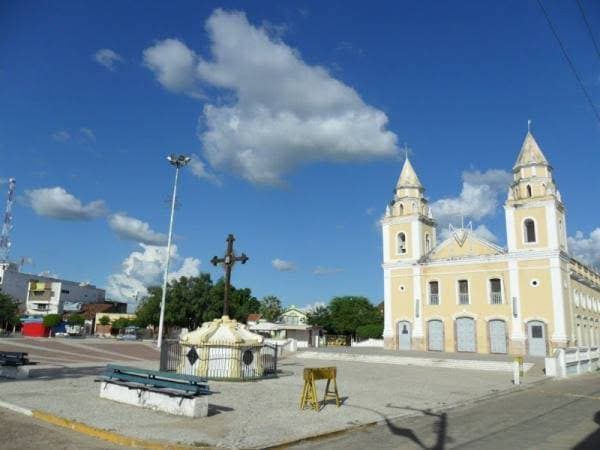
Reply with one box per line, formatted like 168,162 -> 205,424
355,323 -> 384,339
98,315 -> 110,326
111,317 -> 131,331
67,314 -> 85,326
42,314 -> 62,328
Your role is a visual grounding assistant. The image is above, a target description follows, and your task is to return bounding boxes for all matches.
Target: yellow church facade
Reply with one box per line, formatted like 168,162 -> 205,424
381,131 -> 600,356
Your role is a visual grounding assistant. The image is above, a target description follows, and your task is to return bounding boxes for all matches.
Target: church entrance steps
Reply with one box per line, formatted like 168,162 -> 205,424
298,350 -> 537,373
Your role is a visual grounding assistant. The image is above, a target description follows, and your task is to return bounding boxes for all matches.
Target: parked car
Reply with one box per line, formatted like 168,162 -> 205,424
118,326 -> 141,341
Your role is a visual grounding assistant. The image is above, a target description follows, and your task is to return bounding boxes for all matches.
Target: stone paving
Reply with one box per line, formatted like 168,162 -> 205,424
0,338 -> 547,449
0,336 -> 159,366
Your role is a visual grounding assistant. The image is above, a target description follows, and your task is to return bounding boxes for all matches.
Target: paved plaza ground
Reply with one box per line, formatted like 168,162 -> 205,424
0,337 -> 549,449
293,373 -> 600,449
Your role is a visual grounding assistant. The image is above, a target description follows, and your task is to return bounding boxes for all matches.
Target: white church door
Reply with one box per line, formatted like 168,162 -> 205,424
456,317 -> 476,352
489,320 -> 507,354
428,320 -> 444,351
527,321 -> 547,357
397,321 -> 411,350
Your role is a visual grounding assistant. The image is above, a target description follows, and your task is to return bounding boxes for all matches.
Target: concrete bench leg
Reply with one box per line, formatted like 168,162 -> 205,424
99,381 -> 209,418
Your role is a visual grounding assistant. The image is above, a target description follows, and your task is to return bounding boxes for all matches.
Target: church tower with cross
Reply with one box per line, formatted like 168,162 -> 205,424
383,157 -> 436,262
381,156 -> 436,347
504,128 -> 568,254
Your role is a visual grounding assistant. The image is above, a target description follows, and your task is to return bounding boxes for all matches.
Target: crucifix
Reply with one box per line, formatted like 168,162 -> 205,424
211,234 -> 249,317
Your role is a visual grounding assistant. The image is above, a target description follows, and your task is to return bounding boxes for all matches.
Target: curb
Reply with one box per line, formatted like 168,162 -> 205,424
0,399 -> 214,450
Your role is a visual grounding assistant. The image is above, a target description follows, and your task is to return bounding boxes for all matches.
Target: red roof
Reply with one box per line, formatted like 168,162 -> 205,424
247,313 -> 262,322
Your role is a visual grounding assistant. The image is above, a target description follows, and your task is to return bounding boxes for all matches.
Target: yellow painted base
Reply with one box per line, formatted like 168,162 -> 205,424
31,410 -> 211,449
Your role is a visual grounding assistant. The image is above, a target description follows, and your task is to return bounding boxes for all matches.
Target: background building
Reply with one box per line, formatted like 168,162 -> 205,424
0,261 -> 105,314
26,279 -> 105,315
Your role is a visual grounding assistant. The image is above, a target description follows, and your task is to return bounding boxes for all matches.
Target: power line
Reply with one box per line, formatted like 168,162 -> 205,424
575,0 -> 600,60
536,0 -> 600,124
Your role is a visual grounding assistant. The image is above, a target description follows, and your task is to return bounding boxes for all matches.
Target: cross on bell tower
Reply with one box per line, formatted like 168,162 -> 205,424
211,234 -> 249,317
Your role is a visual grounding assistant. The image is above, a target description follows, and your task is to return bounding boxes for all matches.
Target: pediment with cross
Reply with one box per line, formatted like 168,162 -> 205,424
425,228 -> 506,262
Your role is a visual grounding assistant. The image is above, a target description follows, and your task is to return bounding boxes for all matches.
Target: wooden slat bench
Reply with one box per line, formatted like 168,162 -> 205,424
97,364 -> 211,398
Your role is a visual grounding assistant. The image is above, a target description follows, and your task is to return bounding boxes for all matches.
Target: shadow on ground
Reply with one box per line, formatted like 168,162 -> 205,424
574,410 -> 600,449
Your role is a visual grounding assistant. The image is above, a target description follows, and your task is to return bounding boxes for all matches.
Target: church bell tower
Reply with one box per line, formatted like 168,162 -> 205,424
382,157 -> 436,264
504,128 -> 568,253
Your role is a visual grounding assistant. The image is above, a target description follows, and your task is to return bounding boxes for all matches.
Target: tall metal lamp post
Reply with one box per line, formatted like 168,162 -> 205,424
157,154 -> 191,350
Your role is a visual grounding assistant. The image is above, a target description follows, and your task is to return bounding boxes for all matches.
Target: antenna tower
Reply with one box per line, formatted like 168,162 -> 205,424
0,178 -> 16,263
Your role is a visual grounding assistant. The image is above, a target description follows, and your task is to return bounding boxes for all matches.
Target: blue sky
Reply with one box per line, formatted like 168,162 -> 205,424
1,1 -> 599,308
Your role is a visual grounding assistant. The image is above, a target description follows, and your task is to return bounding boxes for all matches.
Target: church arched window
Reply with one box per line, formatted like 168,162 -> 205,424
524,219 -> 536,243
526,185 -> 532,198
399,203 -> 404,215
397,232 -> 407,254
425,233 -> 431,252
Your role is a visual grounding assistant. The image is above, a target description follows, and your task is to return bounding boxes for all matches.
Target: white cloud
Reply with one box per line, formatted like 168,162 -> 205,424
568,229 -> 600,267
142,39 -> 201,98
52,130 -> 70,142
80,127 -> 96,142
93,48 -> 123,71
431,169 -> 512,228
189,154 -> 221,185
272,258 -> 296,271
106,244 -> 201,301
143,9 -> 398,185
303,301 -> 326,313
472,224 -> 498,243
25,187 -> 107,220
313,266 -> 344,275
108,213 -> 168,246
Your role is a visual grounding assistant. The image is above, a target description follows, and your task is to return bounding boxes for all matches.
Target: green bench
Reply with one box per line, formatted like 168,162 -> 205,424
0,351 -> 31,366
97,364 -> 211,398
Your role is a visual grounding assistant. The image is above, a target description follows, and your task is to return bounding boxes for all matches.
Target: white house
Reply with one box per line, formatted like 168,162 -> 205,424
26,279 -> 105,315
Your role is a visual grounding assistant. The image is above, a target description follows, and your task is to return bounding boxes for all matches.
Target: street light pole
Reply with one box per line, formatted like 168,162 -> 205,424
157,154 -> 190,350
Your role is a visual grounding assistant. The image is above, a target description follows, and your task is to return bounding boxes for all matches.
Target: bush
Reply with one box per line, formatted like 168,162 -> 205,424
355,323 -> 384,339
42,314 -> 62,328
67,314 -> 85,326
111,317 -> 131,331
98,315 -> 110,326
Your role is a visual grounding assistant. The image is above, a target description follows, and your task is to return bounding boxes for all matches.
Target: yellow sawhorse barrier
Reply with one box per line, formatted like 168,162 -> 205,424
299,367 -> 341,411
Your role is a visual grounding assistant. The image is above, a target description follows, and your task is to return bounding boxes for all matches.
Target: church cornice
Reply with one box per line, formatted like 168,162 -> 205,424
382,248 -> 565,270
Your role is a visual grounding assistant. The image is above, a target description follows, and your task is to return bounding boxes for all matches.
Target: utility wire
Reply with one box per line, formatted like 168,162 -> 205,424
575,0 -> 600,60
536,0 -> 600,124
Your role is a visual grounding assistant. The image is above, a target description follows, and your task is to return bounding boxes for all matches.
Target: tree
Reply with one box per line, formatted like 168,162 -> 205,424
259,295 -> 283,322
328,296 -> 382,336
98,315 -> 110,326
67,314 -> 85,326
111,317 -> 131,331
209,279 -> 260,323
356,323 -> 384,339
0,292 -> 19,330
135,286 -> 161,327
306,305 -> 333,332
42,314 -> 62,329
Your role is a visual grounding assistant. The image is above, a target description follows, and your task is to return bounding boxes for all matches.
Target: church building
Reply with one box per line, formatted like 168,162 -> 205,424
381,130 -> 600,356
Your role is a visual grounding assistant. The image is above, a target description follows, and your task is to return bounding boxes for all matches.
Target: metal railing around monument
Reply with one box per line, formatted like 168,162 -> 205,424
160,339 -> 278,381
